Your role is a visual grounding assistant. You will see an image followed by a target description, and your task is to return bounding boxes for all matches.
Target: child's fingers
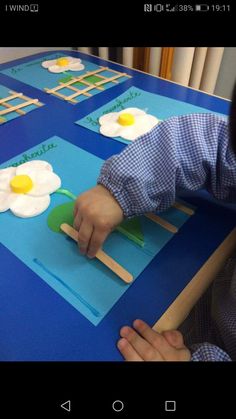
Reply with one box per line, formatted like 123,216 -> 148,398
117,338 -> 143,361
73,212 -> 82,231
162,330 -> 185,349
77,220 -> 94,255
120,325 -> 164,361
87,227 -> 110,258
132,320 -> 174,357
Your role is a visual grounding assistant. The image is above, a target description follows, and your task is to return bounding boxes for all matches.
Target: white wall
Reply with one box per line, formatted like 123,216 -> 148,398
0,47 -> 73,64
214,47 -> 236,99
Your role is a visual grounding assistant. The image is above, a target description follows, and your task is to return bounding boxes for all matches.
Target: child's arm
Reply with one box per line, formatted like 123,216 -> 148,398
74,113 -> 236,257
98,113 -> 236,217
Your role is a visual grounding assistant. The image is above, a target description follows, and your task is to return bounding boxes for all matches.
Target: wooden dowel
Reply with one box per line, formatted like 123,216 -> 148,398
60,223 -> 133,284
173,201 -> 195,215
145,213 -> 178,233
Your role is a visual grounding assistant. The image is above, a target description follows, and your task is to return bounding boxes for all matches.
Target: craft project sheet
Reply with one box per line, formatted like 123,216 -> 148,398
0,136 -> 192,325
76,86 -> 227,144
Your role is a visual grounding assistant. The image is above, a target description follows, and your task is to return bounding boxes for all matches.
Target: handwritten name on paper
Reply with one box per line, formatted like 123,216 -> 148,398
5,142 -> 58,168
10,53 -> 62,74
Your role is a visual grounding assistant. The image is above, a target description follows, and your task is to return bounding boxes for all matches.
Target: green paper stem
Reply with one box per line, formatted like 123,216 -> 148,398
56,188 -> 77,201
116,225 -> 144,247
116,217 -> 144,247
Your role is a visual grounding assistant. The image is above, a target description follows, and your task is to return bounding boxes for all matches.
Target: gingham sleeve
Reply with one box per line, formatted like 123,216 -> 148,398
97,113 -> 236,217
191,343 -> 232,361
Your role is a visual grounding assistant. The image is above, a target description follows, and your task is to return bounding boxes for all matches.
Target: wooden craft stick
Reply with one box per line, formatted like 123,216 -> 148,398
0,99 -> 39,116
67,85 -> 96,100
9,91 -> 43,107
60,223 -> 133,284
0,100 -> 25,115
145,213 -> 178,233
44,89 -> 78,103
60,84 -> 92,96
46,68 -> 107,93
73,79 -> 104,91
45,66 -> 131,96
0,92 -> 23,104
173,201 -> 195,215
95,74 -> 126,86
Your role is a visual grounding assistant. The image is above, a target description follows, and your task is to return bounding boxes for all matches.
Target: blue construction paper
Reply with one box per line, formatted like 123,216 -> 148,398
76,86 -> 227,145
0,136 -> 192,325
0,53 -> 129,103
0,84 -> 42,123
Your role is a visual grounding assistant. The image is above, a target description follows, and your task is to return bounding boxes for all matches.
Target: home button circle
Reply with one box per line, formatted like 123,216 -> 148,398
112,400 -> 124,412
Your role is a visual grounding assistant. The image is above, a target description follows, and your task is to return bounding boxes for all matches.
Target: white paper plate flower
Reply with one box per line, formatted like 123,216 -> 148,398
99,107 -> 160,141
0,160 -> 61,218
42,56 -> 85,73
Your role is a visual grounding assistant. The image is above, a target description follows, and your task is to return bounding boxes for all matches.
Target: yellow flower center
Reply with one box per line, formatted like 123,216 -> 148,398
56,58 -> 69,67
118,113 -> 135,126
10,175 -> 33,194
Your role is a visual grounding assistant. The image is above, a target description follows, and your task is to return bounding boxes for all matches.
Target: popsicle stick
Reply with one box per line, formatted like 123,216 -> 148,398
0,92 -> 23,104
0,99 -> 39,116
173,201 -> 195,215
0,100 -> 25,115
60,223 -> 133,284
145,213 -> 178,233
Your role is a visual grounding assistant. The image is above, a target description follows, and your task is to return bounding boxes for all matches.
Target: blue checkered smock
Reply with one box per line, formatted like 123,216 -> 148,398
98,113 -> 236,361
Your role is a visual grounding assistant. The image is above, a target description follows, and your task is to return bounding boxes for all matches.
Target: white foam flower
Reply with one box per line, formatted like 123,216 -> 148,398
42,56 -> 85,73
0,160 -> 61,218
99,107 -> 160,141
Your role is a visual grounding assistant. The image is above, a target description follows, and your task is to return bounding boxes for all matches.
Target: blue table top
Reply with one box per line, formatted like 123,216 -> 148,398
0,50 -> 235,361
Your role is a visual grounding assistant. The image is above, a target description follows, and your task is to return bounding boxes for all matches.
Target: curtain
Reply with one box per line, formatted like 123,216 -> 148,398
78,47 -> 225,95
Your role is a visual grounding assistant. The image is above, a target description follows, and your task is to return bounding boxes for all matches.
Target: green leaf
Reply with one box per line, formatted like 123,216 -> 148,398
47,201 -> 75,233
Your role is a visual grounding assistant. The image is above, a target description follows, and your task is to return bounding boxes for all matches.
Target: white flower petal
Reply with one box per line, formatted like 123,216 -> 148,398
118,108 -> 146,117
47,65 -> 65,73
16,160 -> 53,176
42,57 -> 83,72
117,126 -> 139,141
62,56 -> 77,63
0,191 -> 17,212
10,194 -> 50,218
121,115 -> 159,140
0,167 -> 16,192
68,63 -> 85,71
68,57 -> 81,64
99,112 -> 120,125
100,123 -> 126,138
42,59 -> 57,69
131,114 -> 159,136
26,170 -> 61,196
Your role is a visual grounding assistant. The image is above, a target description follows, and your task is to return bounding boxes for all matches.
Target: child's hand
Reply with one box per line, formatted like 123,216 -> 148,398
73,185 -> 124,258
117,319 -> 191,361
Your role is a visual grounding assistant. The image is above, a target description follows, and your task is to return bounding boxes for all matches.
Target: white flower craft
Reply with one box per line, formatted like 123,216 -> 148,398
42,56 -> 85,73
0,160 -> 61,218
99,107 -> 160,141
